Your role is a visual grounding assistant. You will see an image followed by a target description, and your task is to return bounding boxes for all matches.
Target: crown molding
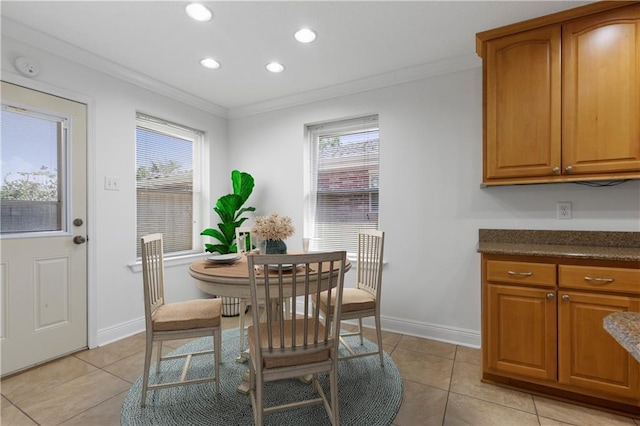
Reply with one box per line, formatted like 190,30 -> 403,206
3,17 -> 481,122
227,53 -> 481,119
1,18 -> 228,119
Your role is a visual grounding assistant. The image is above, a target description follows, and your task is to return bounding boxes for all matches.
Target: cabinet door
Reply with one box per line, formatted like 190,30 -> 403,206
485,284 -> 557,381
484,26 -> 561,180
562,5 -> 640,175
558,291 -> 640,399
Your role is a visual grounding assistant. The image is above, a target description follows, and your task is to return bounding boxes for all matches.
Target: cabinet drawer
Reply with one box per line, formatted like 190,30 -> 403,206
559,265 -> 640,295
486,260 -> 556,287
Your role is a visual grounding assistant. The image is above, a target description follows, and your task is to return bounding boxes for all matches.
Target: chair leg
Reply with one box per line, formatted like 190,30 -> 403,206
250,359 -> 264,426
330,361 -> 340,426
375,313 -> 384,367
358,318 -> 364,345
140,337 -> 154,407
214,328 -> 221,394
155,341 -> 163,373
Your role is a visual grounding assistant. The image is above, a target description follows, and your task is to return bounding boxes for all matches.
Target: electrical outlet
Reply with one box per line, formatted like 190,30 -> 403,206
105,176 -> 121,191
557,201 -> 572,219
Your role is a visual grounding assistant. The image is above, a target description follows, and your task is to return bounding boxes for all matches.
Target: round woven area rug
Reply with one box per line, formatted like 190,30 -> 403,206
121,328 -> 403,425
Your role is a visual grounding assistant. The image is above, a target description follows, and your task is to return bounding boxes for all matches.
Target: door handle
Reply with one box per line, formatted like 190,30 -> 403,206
73,235 -> 87,245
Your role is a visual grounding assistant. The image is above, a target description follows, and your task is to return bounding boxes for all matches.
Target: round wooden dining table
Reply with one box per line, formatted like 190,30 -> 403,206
188,253 -> 351,299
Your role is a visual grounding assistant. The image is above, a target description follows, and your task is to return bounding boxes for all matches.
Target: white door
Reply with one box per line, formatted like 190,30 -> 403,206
1,81 -> 87,376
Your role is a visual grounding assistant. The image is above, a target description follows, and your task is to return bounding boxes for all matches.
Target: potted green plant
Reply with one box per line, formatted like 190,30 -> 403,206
201,170 -> 255,254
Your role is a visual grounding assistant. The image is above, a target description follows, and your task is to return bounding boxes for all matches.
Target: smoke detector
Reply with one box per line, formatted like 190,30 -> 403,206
15,57 -> 40,78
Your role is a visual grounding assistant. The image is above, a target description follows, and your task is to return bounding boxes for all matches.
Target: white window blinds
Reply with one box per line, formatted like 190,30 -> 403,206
304,115 -> 379,255
135,114 -> 202,257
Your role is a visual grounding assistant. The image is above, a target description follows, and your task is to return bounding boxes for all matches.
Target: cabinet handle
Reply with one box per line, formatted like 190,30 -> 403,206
561,294 -> 570,302
507,270 -> 533,277
584,276 -> 615,284
565,165 -> 573,172
546,292 -> 555,299
552,167 -> 560,174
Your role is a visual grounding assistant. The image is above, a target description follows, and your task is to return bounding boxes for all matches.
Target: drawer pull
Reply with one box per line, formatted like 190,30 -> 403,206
507,270 -> 533,277
584,277 -> 616,284
584,276 -> 615,284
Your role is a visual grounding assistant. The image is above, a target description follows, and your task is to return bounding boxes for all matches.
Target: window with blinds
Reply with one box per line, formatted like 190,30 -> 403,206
135,114 -> 202,257
304,115 -> 379,255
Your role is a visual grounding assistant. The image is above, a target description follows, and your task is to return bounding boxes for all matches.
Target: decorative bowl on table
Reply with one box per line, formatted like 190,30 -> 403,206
206,254 -> 241,264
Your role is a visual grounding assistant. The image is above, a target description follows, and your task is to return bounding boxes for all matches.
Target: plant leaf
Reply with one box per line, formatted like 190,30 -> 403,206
201,228 -> 226,243
234,206 -> 256,221
232,170 -> 255,204
215,194 -> 243,222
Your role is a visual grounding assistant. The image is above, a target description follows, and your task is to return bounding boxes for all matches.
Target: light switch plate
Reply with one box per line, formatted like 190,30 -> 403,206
105,176 -> 121,191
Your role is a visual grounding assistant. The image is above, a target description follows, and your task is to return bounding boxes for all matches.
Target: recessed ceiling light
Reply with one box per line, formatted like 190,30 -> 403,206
294,28 -> 316,43
186,3 -> 213,22
200,58 -> 220,69
266,62 -> 285,73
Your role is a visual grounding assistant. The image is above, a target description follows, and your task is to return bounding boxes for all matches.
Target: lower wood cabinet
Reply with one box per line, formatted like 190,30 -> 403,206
482,254 -> 640,415
558,291 -> 640,399
486,283 -> 557,381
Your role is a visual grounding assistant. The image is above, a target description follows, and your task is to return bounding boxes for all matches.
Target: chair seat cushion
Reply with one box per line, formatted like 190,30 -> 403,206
153,298 -> 222,331
314,287 -> 376,314
248,319 -> 332,369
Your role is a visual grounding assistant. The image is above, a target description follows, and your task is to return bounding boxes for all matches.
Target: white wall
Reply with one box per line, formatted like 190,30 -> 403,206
228,67 -> 640,347
2,37 -> 229,346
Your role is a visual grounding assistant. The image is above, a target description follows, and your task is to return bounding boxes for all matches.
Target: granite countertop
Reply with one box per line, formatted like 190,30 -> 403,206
477,229 -> 640,262
603,312 -> 640,363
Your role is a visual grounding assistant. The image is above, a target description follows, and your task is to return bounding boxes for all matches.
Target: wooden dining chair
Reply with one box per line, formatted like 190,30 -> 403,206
313,229 -> 385,365
140,233 -> 222,407
246,251 -> 347,426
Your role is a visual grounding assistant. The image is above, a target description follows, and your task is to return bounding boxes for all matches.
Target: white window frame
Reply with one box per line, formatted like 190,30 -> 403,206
304,115 -> 380,257
135,113 -> 203,259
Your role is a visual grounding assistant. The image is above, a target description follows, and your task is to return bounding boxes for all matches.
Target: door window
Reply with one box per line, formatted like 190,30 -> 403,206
1,106 -> 67,234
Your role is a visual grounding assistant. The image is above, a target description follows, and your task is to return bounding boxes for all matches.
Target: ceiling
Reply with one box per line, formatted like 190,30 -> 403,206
2,1 -> 593,117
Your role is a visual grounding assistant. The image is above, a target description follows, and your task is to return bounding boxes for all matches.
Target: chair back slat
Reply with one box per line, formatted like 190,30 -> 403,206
356,230 -> 385,299
141,233 -> 165,330
236,226 -> 253,255
247,251 -> 346,360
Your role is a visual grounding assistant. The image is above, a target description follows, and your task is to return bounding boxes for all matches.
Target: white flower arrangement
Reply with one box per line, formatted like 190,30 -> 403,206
251,213 -> 295,241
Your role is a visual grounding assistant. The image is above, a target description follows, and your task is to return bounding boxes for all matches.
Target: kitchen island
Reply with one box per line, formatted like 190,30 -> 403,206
604,312 -> 640,363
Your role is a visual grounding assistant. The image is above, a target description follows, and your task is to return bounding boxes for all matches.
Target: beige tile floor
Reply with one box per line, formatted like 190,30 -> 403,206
2,315 -> 640,426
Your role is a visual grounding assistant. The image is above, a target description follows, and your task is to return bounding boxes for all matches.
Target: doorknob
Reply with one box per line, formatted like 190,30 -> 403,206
73,235 -> 87,245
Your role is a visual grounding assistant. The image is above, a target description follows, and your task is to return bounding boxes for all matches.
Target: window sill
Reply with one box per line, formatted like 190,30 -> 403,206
128,251 -> 210,273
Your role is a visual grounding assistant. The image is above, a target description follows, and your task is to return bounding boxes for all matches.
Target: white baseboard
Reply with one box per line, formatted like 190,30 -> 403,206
97,311 -> 481,350
344,315 -> 481,349
96,317 -> 145,347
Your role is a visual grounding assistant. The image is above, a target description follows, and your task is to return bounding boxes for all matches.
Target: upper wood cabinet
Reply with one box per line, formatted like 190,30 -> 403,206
484,26 -> 561,180
563,6 -> 640,176
477,2 -> 640,186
